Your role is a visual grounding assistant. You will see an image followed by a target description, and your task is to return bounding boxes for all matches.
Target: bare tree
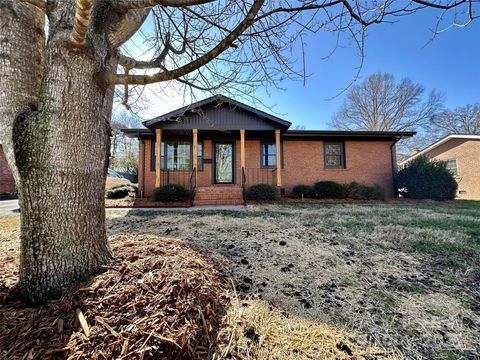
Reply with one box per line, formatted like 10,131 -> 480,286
0,0 -> 477,303
426,103 -> 480,136
330,73 -> 443,132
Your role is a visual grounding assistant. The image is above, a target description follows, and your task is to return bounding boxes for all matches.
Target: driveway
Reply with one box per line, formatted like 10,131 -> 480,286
0,199 -> 19,216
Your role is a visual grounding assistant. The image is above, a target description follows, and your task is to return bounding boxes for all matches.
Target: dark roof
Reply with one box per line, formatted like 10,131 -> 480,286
283,130 -> 416,139
143,94 -> 292,129
122,128 -> 415,140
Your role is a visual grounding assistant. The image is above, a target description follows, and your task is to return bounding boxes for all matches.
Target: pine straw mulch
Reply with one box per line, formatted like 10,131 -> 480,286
0,234 -> 230,360
214,298 -> 401,360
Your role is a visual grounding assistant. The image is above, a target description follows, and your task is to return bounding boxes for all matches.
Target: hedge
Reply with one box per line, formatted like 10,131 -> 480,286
153,184 -> 188,202
247,184 -> 279,201
292,184 -> 316,198
314,181 -> 345,199
396,155 -> 457,201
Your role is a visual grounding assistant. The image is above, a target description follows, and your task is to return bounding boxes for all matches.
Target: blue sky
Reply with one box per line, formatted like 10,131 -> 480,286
252,8 -> 480,129
122,8 -> 479,129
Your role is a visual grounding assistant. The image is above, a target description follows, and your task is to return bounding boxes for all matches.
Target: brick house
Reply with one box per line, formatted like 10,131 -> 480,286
123,95 -> 414,205
399,134 -> 480,200
0,145 -> 16,195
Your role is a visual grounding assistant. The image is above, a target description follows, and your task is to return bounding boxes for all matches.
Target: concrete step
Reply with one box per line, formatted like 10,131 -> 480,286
195,194 -> 243,200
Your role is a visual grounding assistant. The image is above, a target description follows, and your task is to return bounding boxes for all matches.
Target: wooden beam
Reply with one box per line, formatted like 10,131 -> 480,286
193,129 -> 198,184
240,129 -> 245,185
275,129 -> 282,187
155,128 -> 162,188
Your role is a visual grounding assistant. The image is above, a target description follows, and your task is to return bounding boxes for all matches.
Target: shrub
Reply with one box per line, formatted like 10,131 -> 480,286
344,182 -> 386,200
109,183 -> 138,192
396,155 -> 457,201
247,184 -> 279,201
106,186 -> 132,199
292,184 -> 316,198
153,184 -> 188,202
314,181 -> 345,199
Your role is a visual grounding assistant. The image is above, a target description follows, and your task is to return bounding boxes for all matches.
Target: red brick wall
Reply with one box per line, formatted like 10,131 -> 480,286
138,138 -> 396,198
281,140 -> 394,196
0,145 -> 16,194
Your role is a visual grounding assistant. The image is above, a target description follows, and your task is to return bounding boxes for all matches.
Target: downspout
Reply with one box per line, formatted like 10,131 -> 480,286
390,136 -> 402,197
138,132 -> 146,199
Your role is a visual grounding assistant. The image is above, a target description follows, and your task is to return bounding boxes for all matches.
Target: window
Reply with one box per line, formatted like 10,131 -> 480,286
151,140 -> 203,171
324,142 -> 345,168
261,143 -> 277,168
443,159 -> 458,177
196,143 -> 203,171
166,141 -> 191,171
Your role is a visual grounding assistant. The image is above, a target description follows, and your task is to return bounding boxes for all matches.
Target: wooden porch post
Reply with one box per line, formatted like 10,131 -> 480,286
275,129 -> 282,187
155,128 -> 162,188
193,129 -> 198,184
240,129 -> 245,185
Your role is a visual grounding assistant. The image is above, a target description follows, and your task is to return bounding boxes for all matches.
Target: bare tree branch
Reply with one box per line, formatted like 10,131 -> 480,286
101,0 -> 266,85
114,0 -> 215,10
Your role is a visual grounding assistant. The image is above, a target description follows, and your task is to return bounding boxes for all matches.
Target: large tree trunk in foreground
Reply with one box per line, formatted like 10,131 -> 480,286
7,1 -> 113,303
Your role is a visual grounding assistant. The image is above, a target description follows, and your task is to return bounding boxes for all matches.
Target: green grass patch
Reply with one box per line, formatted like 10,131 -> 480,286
395,280 -> 427,294
411,237 -> 480,274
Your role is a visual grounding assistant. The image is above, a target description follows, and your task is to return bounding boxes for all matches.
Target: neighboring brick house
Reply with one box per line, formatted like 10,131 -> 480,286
400,134 -> 480,200
0,145 -> 16,195
123,95 -> 414,205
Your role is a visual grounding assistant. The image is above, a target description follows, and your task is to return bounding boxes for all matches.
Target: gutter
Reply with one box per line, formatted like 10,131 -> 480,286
390,136 -> 402,197
138,131 -> 146,199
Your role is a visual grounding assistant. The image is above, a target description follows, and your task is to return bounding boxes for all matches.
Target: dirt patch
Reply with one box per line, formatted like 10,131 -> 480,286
106,204 -> 480,359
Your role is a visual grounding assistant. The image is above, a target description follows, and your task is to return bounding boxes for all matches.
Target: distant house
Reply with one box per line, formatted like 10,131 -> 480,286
400,134 -> 480,200
123,95 -> 414,205
0,145 -> 16,195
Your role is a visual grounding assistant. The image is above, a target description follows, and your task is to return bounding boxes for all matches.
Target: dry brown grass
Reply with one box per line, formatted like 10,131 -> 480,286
0,215 -> 19,261
1,201 -> 479,359
214,298 -> 399,359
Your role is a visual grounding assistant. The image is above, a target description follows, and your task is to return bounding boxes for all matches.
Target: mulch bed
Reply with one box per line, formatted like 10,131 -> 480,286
0,235 -> 230,359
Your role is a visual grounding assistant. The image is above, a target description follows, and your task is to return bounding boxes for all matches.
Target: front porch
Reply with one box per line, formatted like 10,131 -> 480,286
152,128 -> 283,205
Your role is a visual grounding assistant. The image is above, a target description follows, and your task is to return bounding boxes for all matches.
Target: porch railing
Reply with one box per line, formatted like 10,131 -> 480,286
160,170 -> 191,189
244,168 -> 276,187
189,167 -> 197,203
241,167 -> 247,205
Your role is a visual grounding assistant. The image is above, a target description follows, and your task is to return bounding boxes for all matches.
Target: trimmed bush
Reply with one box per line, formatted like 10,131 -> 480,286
153,184 -> 188,202
109,183 -> 138,192
292,184 -> 316,198
396,155 -> 457,201
345,182 -> 385,200
106,186 -> 132,199
247,184 -> 279,201
314,181 -> 345,199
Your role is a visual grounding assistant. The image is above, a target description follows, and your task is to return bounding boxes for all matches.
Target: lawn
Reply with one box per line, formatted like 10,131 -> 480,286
1,201 -> 479,359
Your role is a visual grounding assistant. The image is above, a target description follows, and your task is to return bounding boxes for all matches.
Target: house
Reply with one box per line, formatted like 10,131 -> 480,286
0,145 -> 16,195
399,134 -> 480,200
123,95 -> 414,205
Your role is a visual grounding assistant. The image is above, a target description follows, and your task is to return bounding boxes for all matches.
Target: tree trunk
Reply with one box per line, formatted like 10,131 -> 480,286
12,2 -> 113,303
0,1 -> 148,303
0,3 -> 45,183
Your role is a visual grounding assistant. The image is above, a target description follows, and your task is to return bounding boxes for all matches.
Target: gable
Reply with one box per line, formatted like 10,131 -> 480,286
151,103 -> 279,131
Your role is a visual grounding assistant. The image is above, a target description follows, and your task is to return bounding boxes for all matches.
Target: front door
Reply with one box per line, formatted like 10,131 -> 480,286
214,143 -> 234,184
